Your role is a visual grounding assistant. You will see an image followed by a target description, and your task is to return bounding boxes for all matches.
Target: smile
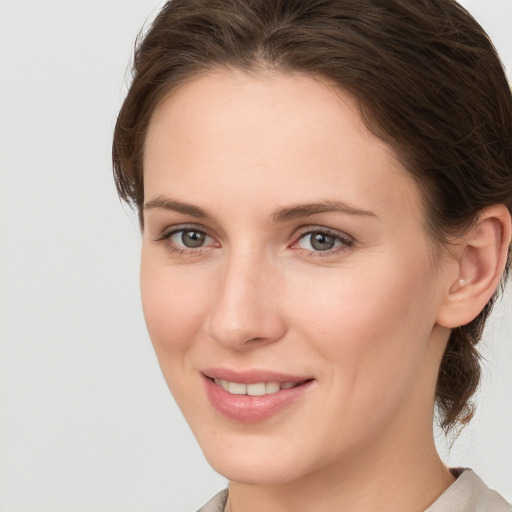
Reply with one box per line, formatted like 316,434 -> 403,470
202,370 -> 315,423
213,378 -> 304,396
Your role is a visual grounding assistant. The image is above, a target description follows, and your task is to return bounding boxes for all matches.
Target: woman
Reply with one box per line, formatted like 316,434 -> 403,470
112,0 -> 512,510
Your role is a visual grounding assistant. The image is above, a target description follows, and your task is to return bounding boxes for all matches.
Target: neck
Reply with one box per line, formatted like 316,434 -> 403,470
226,419 -> 454,512
226,326 -> 455,512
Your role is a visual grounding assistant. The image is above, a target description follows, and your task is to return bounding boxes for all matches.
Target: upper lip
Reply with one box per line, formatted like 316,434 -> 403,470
201,367 -> 313,384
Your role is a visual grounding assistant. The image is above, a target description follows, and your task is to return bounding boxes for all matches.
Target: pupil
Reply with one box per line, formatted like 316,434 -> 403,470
311,232 -> 335,251
182,230 -> 205,248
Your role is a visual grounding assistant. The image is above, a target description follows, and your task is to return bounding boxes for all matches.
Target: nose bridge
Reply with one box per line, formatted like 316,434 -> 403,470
206,245 -> 284,349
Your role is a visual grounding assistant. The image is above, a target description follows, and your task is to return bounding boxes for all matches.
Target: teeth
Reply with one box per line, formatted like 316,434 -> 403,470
228,382 -> 247,394
247,382 -> 266,396
265,382 -> 280,394
213,379 -> 301,395
214,378 -> 230,391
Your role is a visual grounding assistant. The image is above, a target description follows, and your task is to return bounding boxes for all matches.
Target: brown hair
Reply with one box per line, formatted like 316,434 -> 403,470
112,0 -> 512,433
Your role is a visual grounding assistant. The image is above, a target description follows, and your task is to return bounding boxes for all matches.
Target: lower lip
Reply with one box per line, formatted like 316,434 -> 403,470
203,376 -> 314,423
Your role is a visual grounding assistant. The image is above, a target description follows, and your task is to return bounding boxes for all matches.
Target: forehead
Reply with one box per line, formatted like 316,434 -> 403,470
143,69 -> 423,225
146,68 -> 376,166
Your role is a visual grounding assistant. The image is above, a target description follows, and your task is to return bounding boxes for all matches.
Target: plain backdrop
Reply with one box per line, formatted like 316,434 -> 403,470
0,1 -> 511,511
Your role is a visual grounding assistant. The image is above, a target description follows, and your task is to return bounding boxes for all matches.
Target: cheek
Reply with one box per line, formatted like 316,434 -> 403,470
287,254 -> 437,387
284,259 -> 438,449
140,253 -> 208,357
140,255 -> 213,418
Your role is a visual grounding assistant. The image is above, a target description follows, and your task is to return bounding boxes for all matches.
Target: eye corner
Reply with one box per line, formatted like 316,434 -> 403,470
151,224 -> 221,257
290,226 -> 355,258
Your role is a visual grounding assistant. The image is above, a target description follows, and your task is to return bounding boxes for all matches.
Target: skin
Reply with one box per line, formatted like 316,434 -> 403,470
140,68 -> 462,512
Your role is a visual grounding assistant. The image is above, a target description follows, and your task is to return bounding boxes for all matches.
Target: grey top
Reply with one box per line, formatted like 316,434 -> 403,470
196,469 -> 510,512
426,469 -> 510,512
197,489 -> 228,512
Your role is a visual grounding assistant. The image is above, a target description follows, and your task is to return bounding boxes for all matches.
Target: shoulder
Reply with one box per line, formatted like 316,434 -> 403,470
195,489 -> 228,512
426,468 -> 511,512
193,473 -> 511,512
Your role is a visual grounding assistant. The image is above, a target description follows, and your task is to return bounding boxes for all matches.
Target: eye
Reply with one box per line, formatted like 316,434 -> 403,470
298,231 -> 339,251
170,229 -> 212,249
293,228 -> 354,255
155,226 -> 219,254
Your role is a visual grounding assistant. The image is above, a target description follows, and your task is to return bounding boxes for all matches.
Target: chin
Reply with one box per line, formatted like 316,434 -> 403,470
195,429 -> 322,486
207,454 -> 300,485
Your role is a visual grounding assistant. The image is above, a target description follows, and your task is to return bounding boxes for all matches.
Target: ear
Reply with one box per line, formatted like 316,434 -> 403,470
436,205 -> 512,329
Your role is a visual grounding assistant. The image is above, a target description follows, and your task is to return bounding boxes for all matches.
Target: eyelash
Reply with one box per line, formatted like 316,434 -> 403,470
155,224 -> 218,256
292,228 -> 354,258
155,225 -> 354,259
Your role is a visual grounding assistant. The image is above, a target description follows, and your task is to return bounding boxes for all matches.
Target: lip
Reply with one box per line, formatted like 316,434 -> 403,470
202,367 -> 311,384
201,368 -> 315,423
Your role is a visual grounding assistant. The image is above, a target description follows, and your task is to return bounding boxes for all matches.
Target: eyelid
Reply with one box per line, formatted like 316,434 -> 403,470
153,223 -> 221,256
154,223 -> 217,242
292,225 -> 354,244
152,223 -> 354,258
289,225 -> 355,256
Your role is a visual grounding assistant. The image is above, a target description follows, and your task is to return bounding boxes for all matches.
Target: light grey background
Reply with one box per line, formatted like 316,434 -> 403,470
0,1 -> 511,511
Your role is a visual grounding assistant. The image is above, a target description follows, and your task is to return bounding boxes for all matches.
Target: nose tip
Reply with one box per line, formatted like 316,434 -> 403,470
205,261 -> 286,350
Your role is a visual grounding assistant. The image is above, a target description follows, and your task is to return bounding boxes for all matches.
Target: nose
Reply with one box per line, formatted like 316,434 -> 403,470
205,251 -> 287,350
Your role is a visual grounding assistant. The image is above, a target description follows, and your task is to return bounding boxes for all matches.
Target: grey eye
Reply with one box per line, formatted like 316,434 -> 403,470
297,231 -> 346,252
309,232 -> 335,251
171,229 -> 209,248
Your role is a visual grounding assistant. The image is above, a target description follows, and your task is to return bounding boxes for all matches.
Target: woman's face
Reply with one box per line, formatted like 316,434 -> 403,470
141,69 -> 453,484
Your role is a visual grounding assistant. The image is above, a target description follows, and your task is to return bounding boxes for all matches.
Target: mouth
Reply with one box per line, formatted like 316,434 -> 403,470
211,378 -> 307,396
201,369 -> 315,423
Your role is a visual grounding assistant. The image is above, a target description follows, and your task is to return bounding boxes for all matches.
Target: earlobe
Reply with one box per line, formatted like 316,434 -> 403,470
437,205 -> 512,329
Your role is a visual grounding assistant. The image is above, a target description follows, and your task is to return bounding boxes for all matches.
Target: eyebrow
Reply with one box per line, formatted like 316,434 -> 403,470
271,200 -> 377,222
143,196 -> 377,222
144,196 -> 214,219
